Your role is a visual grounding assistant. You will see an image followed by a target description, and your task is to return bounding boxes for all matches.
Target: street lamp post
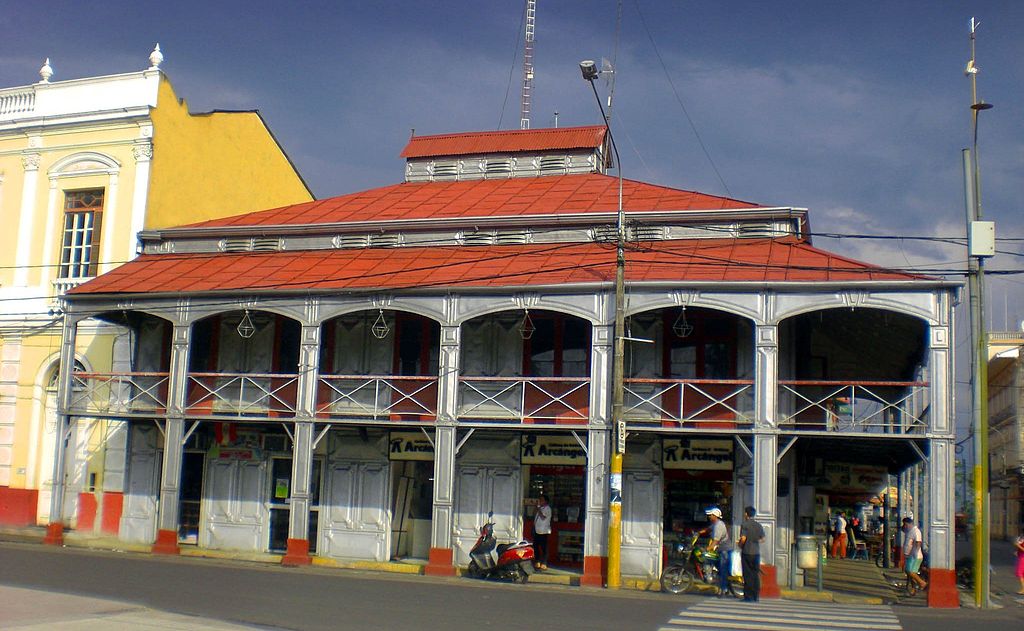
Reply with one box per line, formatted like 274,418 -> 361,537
580,59 -> 626,589
964,16 -> 994,609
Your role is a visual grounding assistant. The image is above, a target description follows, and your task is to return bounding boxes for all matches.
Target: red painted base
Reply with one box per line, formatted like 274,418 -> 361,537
42,522 -> 64,546
424,547 -> 457,577
581,555 -> 607,587
151,529 -> 180,555
77,493 -> 98,531
0,487 -> 39,527
927,568 -> 959,608
282,538 -> 312,566
760,564 -> 781,598
100,492 -> 123,535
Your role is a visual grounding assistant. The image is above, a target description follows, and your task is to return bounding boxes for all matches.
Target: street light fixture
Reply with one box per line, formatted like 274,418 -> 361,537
580,58 -> 625,590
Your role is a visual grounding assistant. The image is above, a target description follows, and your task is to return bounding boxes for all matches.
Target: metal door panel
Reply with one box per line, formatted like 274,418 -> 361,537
452,465 -> 521,565
322,460 -> 390,561
120,447 -> 159,543
621,471 -> 662,578
236,460 -> 265,524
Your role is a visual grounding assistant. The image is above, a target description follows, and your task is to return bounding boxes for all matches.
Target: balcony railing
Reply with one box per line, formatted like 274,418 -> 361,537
316,375 -> 438,421
457,377 -> 589,424
624,378 -> 755,428
67,371 -> 169,416
777,380 -> 928,433
186,372 -> 298,418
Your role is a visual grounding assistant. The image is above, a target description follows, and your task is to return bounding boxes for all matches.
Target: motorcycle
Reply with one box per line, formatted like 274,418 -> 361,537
660,533 -> 744,599
465,511 -> 535,583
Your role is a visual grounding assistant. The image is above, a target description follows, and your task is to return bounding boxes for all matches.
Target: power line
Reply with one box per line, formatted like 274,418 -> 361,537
631,0 -> 731,197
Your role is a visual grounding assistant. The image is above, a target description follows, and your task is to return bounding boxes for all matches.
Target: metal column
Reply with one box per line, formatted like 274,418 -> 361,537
283,322 -> 320,565
43,315 -> 80,545
152,323 -> 191,554
425,324 -> 460,576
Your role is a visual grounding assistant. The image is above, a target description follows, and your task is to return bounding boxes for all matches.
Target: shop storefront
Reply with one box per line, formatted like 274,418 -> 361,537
521,433 -> 587,568
662,437 -> 735,538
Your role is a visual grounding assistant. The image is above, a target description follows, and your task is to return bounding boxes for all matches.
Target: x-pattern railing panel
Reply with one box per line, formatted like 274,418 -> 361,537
623,378 -> 755,426
317,375 -> 437,419
457,376 -> 589,423
187,372 -> 298,417
778,380 -> 928,433
68,372 -> 169,415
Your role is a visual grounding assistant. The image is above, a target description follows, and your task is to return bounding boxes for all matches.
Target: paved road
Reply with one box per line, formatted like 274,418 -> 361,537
0,542 -> 688,631
1,541 -> 1021,631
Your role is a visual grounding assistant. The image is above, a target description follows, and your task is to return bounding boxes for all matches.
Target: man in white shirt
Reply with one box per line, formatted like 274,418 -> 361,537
901,517 -> 927,591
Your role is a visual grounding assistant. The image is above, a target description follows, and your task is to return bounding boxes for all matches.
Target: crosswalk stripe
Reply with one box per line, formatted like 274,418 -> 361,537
667,612 -> 900,630
687,603 -> 896,623
660,599 -> 902,631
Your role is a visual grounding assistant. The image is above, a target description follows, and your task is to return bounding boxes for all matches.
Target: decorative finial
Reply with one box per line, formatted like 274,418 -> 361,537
39,58 -> 53,83
148,44 -> 163,70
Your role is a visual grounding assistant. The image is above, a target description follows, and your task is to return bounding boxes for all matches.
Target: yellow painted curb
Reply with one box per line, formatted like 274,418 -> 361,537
528,572 -> 576,586
780,588 -> 834,603
179,548 -> 283,564
833,592 -> 885,605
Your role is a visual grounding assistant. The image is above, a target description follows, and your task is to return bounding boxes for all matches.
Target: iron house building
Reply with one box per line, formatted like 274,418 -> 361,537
49,126 -> 960,606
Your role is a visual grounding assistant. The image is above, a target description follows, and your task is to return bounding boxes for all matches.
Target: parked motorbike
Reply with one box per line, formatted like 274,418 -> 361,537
465,511 -> 535,583
660,533 -> 744,599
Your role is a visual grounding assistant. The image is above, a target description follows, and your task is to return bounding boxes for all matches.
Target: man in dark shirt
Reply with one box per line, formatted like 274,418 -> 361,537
737,505 -> 766,602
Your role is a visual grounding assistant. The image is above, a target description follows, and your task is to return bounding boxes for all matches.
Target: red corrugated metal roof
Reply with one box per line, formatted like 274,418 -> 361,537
399,126 -> 607,158
69,238 -> 925,297
184,174 -> 761,229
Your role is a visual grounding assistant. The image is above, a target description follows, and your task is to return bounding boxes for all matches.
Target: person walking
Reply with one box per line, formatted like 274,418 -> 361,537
533,494 -> 551,571
737,506 -> 766,602
830,511 -> 847,559
901,517 -> 927,592
702,507 -> 733,597
1014,529 -> 1024,595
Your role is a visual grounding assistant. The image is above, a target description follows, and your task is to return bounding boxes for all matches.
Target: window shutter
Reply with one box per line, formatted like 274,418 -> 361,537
87,211 -> 103,277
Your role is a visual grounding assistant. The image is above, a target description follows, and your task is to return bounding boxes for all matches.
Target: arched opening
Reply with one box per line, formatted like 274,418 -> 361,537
317,309 -> 441,420
624,306 -> 755,428
187,310 -> 301,417
457,309 -> 592,424
778,308 -> 929,433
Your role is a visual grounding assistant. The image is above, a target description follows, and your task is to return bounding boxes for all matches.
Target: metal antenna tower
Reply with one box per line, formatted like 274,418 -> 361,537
520,0 -> 536,130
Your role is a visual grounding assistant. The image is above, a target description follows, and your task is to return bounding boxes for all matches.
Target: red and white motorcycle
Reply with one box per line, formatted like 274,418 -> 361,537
465,511 -> 535,583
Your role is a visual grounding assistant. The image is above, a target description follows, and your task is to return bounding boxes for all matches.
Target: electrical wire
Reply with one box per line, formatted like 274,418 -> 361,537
631,0 -> 731,197
496,1 -> 526,131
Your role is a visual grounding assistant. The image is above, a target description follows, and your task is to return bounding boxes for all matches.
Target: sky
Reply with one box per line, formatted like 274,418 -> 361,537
3,1 -> 1023,441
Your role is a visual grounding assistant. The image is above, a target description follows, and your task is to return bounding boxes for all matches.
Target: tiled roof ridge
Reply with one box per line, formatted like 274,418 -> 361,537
406,125 -> 606,142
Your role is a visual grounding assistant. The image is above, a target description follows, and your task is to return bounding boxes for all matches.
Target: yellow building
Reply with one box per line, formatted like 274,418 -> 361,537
0,46 -> 312,531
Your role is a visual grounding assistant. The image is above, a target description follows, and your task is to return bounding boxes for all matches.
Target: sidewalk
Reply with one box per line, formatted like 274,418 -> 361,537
0,526 -> 898,606
0,584 -> 259,630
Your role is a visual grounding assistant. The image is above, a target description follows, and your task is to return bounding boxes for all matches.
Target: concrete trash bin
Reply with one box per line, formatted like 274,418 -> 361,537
797,535 -> 819,570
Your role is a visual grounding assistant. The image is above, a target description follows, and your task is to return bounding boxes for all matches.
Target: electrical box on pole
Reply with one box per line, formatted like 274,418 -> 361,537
969,221 -> 995,257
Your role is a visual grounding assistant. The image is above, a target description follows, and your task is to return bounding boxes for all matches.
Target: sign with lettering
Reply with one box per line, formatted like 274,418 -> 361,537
662,438 -> 733,470
389,431 -> 435,461
521,435 -> 587,465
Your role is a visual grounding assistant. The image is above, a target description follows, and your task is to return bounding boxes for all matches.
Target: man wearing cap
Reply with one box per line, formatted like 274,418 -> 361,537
701,507 -> 733,596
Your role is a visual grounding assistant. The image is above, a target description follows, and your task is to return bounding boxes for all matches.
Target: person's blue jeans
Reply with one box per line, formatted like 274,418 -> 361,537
718,550 -> 731,593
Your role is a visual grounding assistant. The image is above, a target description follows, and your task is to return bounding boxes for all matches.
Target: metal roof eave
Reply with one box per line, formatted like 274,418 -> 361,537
137,207 -> 808,242
62,277 -> 958,312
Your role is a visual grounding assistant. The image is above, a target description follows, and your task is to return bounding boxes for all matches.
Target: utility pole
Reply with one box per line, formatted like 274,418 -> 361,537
964,16 -> 995,609
580,59 -> 625,589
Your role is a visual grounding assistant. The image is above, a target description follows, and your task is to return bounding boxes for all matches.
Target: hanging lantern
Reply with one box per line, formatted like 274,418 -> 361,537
519,309 -> 536,340
371,309 -> 391,339
673,307 -> 694,338
237,309 -> 256,339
